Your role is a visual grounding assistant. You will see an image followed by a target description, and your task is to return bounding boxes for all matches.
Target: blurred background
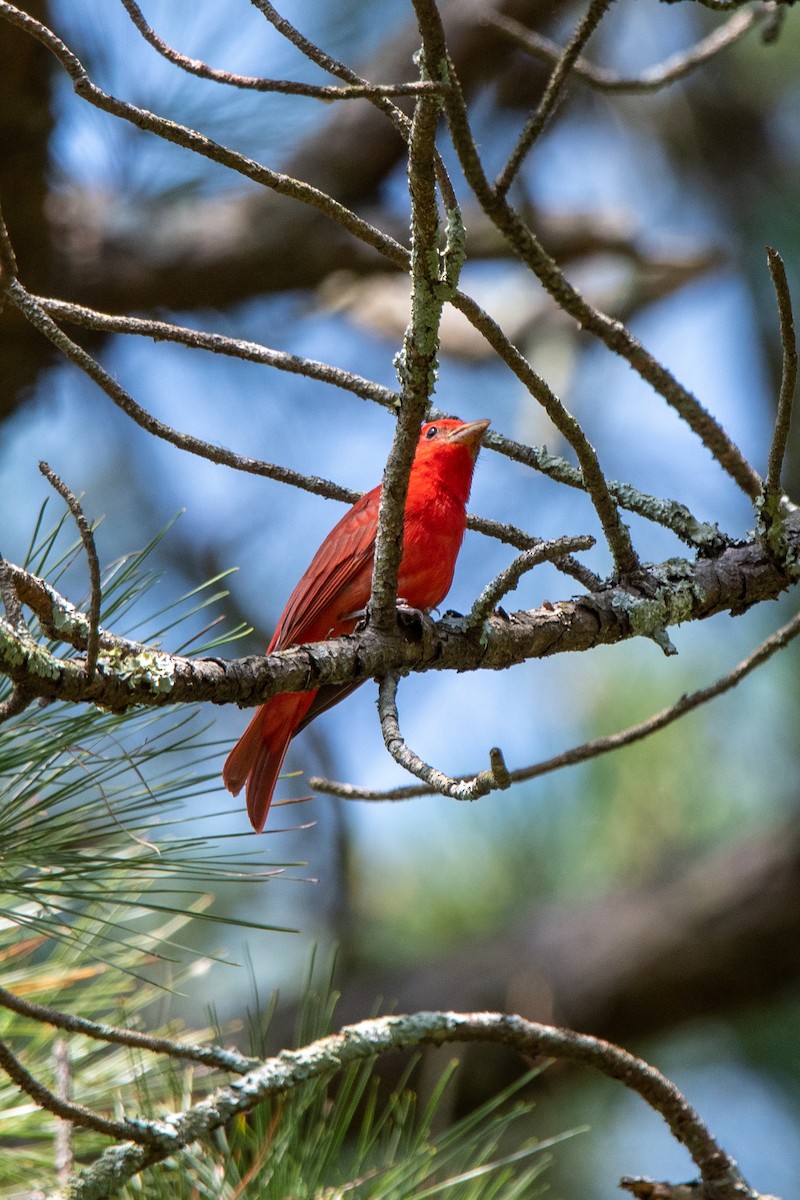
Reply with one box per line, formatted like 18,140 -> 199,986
2,0 -> 800,1195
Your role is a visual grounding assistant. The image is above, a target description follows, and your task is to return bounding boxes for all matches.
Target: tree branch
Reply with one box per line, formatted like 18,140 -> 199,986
53,1011 -> 758,1200
2,518 -> 799,712
119,0 -> 445,100
312,603 -> 800,800
494,0 -> 614,198
488,4 -> 774,94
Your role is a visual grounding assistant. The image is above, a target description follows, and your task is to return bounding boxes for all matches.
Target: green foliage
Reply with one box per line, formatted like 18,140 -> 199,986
116,986 -> 578,1200
0,507 -> 294,956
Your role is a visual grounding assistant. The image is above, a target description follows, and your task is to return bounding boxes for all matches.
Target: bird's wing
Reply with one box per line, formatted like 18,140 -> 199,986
269,485 -> 380,650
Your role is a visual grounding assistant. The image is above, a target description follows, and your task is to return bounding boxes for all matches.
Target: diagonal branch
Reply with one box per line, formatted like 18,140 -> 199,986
413,0 -> 763,502
0,3 -> 409,270
38,461 -> 102,680
0,984 -> 256,1075
119,0 -> 444,100
488,3 -> 774,95
764,246 -> 798,501
494,0 -> 614,199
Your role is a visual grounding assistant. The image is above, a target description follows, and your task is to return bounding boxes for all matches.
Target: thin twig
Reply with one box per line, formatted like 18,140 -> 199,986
764,246 -> 798,499
32,291 -> 717,554
249,0 -> 461,213
465,514 -> 603,590
119,0 -> 443,99
58,1011 -> 757,1200
495,0 -> 614,199
0,1038 -> 161,1145
34,295 -> 400,410
7,279 -> 363,506
0,984 -> 256,1074
466,535 -> 595,632
38,462 -> 102,680
443,288 -> 642,574
312,605 -> 800,801
488,5 -> 772,95
411,0 -> 763,502
378,672 -> 511,800
0,3 -> 409,271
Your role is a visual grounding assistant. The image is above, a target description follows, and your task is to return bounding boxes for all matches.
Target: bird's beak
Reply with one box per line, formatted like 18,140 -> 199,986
445,419 -> 491,458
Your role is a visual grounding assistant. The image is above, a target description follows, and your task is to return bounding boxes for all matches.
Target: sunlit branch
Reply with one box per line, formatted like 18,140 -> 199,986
311,605 -> 800,802
466,535 -> 595,632
0,4 -> 409,271
120,0 -> 444,99
57,1011 -> 756,1200
494,0 -> 614,199
412,0 -> 763,502
488,4 -> 772,94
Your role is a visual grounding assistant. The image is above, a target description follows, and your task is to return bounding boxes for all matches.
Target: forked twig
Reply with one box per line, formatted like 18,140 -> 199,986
120,0 -> 443,99
494,0 -> 614,198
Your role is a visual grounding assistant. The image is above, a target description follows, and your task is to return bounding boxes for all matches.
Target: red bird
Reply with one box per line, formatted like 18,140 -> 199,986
223,417 -> 490,832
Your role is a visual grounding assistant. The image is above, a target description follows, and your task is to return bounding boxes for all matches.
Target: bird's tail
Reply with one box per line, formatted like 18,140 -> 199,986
223,692 -> 314,833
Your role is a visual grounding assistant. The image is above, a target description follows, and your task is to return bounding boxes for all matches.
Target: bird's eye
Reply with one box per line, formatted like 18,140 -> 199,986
425,425 -> 438,439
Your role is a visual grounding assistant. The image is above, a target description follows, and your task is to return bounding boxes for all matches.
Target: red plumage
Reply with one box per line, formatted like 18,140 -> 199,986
223,418 -> 490,832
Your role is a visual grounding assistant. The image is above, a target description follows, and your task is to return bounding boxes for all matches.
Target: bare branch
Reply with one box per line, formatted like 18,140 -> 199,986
444,286 -> 642,574
56,1011 -> 757,1200
0,984 -> 256,1075
312,604 -> 800,801
413,3 -> 763,502
6,279 -> 363,506
119,0 -> 444,100
764,246 -> 798,500
0,1038 -> 160,1146
0,3 -> 409,270
379,672 -> 512,799
488,4 -> 773,94
38,461 -> 102,680
494,0 -> 614,199
34,294 -> 401,410
466,534 -> 595,632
